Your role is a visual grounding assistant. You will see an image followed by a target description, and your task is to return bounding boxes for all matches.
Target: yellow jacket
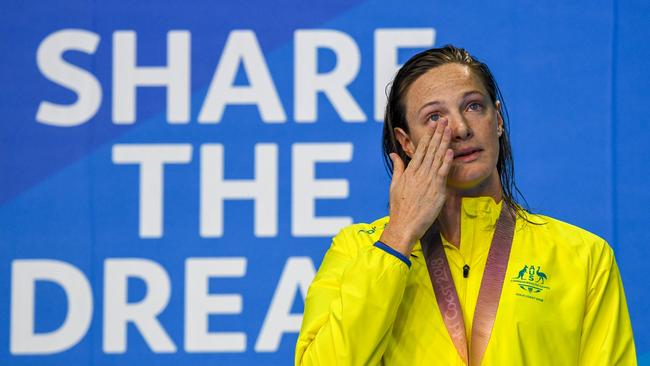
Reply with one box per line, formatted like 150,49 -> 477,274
296,197 -> 636,365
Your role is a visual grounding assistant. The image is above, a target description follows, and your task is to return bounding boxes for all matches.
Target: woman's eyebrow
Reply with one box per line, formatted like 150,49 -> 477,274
417,100 -> 442,115
462,90 -> 485,100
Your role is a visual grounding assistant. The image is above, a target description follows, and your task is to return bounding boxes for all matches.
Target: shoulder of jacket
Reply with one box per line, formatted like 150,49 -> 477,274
526,214 -> 621,287
521,212 -> 612,257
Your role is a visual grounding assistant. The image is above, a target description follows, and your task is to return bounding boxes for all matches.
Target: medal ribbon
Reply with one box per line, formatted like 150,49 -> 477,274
423,206 -> 515,365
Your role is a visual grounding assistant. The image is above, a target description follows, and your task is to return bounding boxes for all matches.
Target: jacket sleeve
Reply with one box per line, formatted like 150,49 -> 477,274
578,241 -> 637,365
295,227 -> 410,366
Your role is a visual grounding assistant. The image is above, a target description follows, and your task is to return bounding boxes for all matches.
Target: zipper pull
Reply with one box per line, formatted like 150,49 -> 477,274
463,264 -> 470,278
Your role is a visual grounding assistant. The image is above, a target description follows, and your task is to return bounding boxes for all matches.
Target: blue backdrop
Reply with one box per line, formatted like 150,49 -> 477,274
1,0 -> 649,364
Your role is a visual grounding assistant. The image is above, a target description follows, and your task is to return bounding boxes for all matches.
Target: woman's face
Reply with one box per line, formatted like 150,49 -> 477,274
395,63 -> 504,191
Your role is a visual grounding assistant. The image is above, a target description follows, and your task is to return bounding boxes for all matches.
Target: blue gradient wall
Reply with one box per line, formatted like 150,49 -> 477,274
1,0 -> 648,364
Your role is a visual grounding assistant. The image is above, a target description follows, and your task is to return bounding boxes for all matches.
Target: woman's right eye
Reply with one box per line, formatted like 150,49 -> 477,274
428,113 -> 440,122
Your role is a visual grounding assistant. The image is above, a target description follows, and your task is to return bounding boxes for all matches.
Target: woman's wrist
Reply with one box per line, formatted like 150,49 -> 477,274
379,226 -> 416,257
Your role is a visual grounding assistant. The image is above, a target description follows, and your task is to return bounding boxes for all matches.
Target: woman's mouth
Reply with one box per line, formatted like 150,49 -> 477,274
453,148 -> 482,162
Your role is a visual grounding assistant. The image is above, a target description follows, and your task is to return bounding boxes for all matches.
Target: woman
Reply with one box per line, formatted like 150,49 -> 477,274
295,45 -> 636,365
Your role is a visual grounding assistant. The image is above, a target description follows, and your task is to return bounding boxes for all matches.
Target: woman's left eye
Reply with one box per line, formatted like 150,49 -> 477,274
468,102 -> 482,111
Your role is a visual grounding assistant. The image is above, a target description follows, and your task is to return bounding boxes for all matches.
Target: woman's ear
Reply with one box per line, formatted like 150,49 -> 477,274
394,127 -> 415,158
495,100 -> 504,137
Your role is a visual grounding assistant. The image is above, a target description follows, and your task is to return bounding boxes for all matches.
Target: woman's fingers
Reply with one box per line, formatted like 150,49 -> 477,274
408,123 -> 436,170
436,148 -> 454,186
421,121 -> 447,175
431,125 -> 452,174
389,153 -> 404,188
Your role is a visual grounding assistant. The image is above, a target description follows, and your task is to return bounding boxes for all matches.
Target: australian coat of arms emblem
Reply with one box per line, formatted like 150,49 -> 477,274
511,264 -> 550,302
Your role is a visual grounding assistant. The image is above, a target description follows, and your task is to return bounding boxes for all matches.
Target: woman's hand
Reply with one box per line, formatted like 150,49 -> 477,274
379,121 -> 453,256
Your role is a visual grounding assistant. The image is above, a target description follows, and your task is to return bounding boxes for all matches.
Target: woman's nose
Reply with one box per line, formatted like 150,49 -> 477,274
449,113 -> 472,141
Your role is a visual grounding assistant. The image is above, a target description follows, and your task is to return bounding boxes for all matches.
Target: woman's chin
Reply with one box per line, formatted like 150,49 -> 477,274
447,177 -> 484,191
446,170 -> 497,193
